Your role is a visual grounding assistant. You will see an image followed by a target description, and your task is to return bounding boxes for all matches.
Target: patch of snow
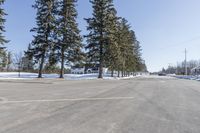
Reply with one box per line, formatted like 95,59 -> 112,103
0,72 -> 139,80
172,75 -> 200,82
139,75 -> 173,79
0,72 -> 37,79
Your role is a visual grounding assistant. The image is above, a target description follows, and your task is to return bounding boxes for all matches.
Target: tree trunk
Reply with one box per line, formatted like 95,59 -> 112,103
18,64 -> 21,78
122,62 -> 125,77
38,53 -> 45,78
60,47 -> 65,78
111,69 -> 114,77
98,62 -> 103,78
118,71 -> 120,77
98,40 -> 103,79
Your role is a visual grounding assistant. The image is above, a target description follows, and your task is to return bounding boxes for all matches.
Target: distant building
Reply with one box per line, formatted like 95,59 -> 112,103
134,72 -> 150,76
191,66 -> 200,75
71,67 -> 85,74
86,65 -> 108,74
71,65 -> 108,74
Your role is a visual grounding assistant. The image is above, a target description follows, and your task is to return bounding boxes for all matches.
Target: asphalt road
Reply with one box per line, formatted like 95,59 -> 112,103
0,76 -> 200,133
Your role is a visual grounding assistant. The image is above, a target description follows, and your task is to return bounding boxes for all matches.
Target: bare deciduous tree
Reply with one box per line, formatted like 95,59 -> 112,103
13,52 -> 23,77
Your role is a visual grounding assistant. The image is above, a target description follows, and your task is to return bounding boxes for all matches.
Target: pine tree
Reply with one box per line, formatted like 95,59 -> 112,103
128,29 -> 144,72
56,0 -> 83,78
47,45 -> 57,70
85,0 -> 115,78
133,40 -> 143,71
24,44 -> 35,71
0,49 -> 6,70
116,18 -> 131,76
125,30 -> 137,73
104,7 -> 120,77
126,28 -> 145,73
115,18 -> 143,76
30,0 -> 57,78
0,0 -> 8,47
0,0 -> 8,69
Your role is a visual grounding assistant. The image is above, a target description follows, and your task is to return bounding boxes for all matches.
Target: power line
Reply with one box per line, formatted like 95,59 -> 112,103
160,35 -> 200,50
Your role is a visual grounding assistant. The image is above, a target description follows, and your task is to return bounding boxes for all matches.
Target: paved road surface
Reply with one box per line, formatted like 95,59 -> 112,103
0,76 -> 200,133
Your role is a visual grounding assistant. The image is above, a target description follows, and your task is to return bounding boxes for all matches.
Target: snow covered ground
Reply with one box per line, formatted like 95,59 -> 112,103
2,72 -> 199,81
141,75 -> 173,79
172,75 -> 200,81
0,72 -> 139,80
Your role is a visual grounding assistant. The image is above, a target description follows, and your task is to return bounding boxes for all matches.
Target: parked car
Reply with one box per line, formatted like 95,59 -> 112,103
158,73 -> 166,76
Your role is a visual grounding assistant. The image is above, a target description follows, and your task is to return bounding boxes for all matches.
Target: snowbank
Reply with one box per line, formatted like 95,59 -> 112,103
172,75 -> 200,81
0,72 -> 138,80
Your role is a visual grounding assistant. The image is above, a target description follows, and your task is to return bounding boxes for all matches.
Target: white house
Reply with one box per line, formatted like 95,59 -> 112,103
71,67 -> 108,74
71,67 -> 85,74
191,66 -> 200,75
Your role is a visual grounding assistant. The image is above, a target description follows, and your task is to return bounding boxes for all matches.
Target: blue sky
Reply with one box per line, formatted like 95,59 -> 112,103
3,0 -> 200,72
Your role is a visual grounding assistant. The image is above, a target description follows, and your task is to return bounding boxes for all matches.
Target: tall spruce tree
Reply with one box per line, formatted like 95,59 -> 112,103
0,49 -> 6,70
104,7 -> 120,77
85,0 -> 115,78
30,0 -> 57,78
0,0 -> 8,47
128,29 -> 144,72
133,39 -> 143,71
125,30 -> 136,74
115,18 -> 144,76
56,0 -> 83,78
24,44 -> 35,71
116,18 -> 132,76
0,0 -> 8,68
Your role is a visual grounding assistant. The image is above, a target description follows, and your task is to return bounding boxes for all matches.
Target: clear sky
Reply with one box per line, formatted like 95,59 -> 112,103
3,0 -> 200,72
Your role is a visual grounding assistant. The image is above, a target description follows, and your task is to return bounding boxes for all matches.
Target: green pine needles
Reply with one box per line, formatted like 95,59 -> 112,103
26,0 -> 146,78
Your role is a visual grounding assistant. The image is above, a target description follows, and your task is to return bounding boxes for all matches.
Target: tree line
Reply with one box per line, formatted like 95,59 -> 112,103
161,60 -> 200,75
0,0 -> 146,78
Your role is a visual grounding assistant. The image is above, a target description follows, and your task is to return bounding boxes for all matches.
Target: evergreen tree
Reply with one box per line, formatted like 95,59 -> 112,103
104,7 -> 120,77
85,0 -> 115,78
24,44 -> 35,71
56,0 -> 83,78
116,18 -> 132,76
0,0 -> 8,68
0,49 -> 6,70
133,38 -> 143,71
126,31 -> 145,74
126,30 -> 137,73
0,0 -> 8,47
115,18 -> 144,76
48,45 -> 57,69
30,0 -> 57,78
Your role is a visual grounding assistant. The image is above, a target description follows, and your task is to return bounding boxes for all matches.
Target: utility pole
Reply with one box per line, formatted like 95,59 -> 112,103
176,62 -> 178,75
184,48 -> 187,75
